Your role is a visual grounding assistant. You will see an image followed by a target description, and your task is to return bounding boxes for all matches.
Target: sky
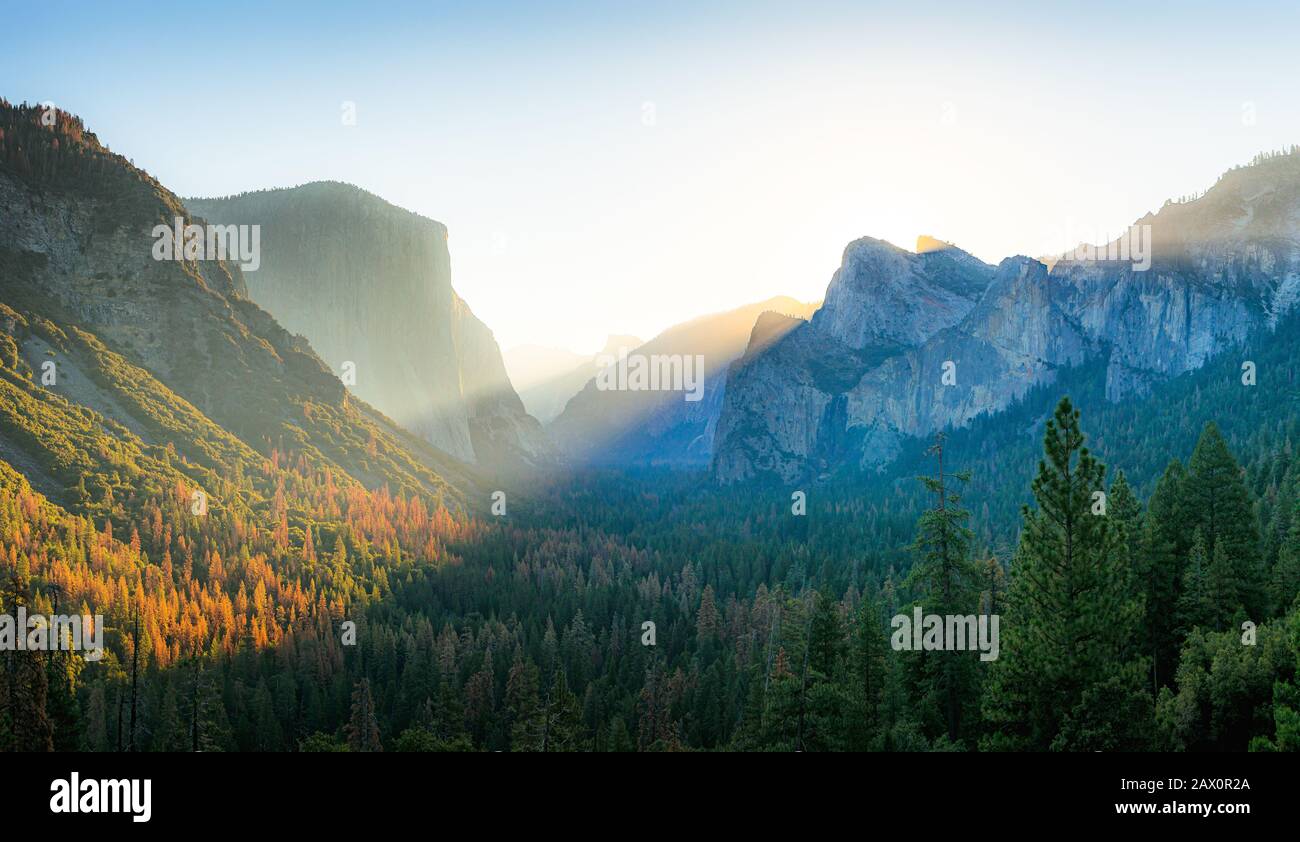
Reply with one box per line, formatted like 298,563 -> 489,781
4,0 -> 1300,354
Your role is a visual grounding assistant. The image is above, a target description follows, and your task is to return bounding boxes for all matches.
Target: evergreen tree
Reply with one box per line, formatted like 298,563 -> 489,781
799,586 -> 847,751
981,398 -> 1149,750
606,715 -> 634,752
1207,540 -> 1242,628
82,683 -> 110,752
252,678 -> 283,751
1150,459 -> 1193,561
1108,470 -> 1143,558
505,654 -> 545,751
1137,510 -> 1180,690
541,670 -> 584,752
0,576 -> 54,751
904,434 -> 980,744
1178,530 -> 1215,633
845,596 -> 887,750
346,678 -> 383,752
1182,423 -> 1267,618
1271,500 -> 1300,613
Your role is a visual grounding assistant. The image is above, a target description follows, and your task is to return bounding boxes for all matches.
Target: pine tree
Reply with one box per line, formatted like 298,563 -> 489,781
1182,422 -> 1267,618
696,585 -> 721,641
0,576 -> 54,751
730,665 -> 769,750
1271,499 -> 1300,614
346,678 -> 383,752
1207,540 -> 1241,628
505,654 -> 545,751
1177,530 -> 1215,633
904,433 -> 980,744
1137,510 -> 1180,690
606,716 -> 634,752
799,586 -> 847,750
807,586 -> 846,679
252,678 -> 283,751
845,595 -> 887,750
153,679 -> 188,751
1108,470 -> 1143,555
541,670 -> 583,752
981,398 -> 1149,750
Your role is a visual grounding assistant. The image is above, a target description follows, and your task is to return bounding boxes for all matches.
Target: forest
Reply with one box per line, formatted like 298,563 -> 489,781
1,94 -> 1299,753
3,382 -> 1298,751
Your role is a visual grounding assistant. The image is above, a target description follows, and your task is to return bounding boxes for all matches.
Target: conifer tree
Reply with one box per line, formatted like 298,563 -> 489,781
1182,422 -> 1267,618
346,678 -> 383,752
905,433 -> 980,743
505,654 -> 545,751
730,665 -> 769,750
1177,530 -> 1215,633
799,586 -> 847,750
981,398 -> 1148,750
1137,511 -> 1180,689
1148,459 -> 1193,574
542,670 -> 583,752
1207,540 -> 1241,628
1108,470 -> 1143,556
0,576 -> 54,751
845,595 -> 887,750
1271,501 -> 1300,613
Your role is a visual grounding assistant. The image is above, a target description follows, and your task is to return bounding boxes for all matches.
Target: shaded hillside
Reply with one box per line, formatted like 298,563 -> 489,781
0,100 -> 481,521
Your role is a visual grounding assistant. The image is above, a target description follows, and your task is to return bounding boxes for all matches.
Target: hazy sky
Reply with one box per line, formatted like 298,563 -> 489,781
4,0 -> 1299,353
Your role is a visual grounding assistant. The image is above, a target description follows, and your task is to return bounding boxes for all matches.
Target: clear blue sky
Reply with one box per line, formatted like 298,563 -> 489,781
4,0 -> 1299,353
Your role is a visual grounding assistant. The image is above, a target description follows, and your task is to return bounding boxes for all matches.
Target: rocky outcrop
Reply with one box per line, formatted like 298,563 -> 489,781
713,150 -> 1300,483
452,292 -> 552,469
549,297 -> 817,466
813,236 -> 994,350
712,239 -> 994,481
186,183 -> 550,471
0,102 -> 472,506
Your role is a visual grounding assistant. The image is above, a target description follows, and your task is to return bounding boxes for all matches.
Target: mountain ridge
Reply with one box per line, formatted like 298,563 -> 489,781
0,100 -> 482,522
713,148 -> 1300,483
549,295 -> 818,466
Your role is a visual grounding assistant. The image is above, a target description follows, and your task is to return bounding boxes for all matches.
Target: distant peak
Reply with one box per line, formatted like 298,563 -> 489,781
600,335 -> 643,356
916,234 -> 957,254
742,310 -> 806,361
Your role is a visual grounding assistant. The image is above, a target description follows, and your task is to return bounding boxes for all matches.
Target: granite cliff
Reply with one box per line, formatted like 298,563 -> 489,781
714,150 -> 1300,483
187,183 -> 550,472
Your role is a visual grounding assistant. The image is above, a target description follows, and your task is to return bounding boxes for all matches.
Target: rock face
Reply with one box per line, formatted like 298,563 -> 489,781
814,236 -> 994,350
186,184 -> 550,471
713,150 -> 1300,483
549,297 -> 817,465
0,102 -> 472,507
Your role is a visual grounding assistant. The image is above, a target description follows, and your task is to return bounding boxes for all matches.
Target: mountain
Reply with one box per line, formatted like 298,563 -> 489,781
504,335 -> 642,424
549,296 -> 818,465
713,149 -> 1300,483
0,101 -> 480,525
185,183 -> 550,473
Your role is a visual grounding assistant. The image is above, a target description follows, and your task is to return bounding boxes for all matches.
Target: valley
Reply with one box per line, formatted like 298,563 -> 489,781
2,97 -> 1299,755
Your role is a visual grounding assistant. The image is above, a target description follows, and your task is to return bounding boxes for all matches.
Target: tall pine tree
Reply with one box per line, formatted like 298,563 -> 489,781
981,398 -> 1149,750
